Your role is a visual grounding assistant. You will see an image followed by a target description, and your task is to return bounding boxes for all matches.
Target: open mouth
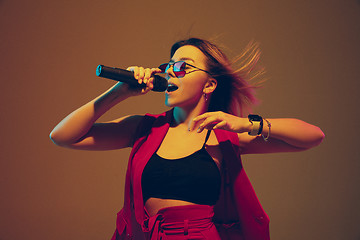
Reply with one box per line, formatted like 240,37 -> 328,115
167,84 -> 179,92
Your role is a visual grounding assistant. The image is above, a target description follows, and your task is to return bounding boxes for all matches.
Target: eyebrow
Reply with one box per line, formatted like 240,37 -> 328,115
170,57 -> 195,63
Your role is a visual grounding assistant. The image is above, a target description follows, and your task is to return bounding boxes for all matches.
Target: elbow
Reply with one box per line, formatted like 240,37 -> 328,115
314,127 -> 325,147
304,127 -> 325,149
49,130 -> 70,147
49,130 -> 62,146
292,126 -> 325,151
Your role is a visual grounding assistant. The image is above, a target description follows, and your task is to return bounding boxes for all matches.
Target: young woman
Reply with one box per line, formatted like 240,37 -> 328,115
50,38 -> 324,240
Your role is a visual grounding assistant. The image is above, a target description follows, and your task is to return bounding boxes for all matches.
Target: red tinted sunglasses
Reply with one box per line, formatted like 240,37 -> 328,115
158,61 -> 210,78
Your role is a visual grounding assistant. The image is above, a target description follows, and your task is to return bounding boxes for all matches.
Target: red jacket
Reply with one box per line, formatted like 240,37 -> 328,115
111,110 -> 270,240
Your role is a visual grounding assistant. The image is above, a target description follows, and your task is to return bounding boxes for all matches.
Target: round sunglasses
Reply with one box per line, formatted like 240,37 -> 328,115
158,61 -> 211,78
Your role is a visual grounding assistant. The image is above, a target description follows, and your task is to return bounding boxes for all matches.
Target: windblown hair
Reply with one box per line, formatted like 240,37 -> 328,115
170,38 -> 264,117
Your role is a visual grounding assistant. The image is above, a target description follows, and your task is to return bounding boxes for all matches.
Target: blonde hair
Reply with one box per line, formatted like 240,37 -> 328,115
170,38 -> 264,117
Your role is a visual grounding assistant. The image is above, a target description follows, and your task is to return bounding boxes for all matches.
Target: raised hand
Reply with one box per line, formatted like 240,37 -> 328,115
126,66 -> 162,95
190,111 -> 252,133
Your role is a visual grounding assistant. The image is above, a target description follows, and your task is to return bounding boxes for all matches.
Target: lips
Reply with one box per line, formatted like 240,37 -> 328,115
166,83 -> 179,92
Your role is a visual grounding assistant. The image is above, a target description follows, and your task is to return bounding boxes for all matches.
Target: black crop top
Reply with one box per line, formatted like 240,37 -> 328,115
141,130 -> 221,206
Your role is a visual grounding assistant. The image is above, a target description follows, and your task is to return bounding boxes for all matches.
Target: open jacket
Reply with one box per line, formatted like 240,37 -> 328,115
111,110 -> 270,240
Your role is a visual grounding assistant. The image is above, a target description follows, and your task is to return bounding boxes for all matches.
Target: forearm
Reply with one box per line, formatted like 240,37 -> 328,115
261,118 -> 325,149
192,112 -> 324,153
49,82 -> 132,146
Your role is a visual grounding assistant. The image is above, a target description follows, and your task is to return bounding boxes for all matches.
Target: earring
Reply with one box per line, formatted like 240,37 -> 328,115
204,93 -> 208,102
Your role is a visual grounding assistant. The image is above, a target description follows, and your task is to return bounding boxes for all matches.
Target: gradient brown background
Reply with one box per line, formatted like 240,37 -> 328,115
1,0 -> 359,239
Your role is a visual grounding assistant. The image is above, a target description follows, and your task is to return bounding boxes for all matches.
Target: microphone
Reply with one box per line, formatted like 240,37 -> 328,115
96,65 -> 168,92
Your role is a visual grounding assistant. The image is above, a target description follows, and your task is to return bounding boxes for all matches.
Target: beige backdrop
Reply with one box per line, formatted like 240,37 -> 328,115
1,0 -> 359,239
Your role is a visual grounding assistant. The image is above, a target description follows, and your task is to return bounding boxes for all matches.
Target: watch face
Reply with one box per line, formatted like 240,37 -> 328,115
249,114 -> 262,121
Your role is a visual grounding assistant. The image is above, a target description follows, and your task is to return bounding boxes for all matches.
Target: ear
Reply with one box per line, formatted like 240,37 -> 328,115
203,78 -> 217,94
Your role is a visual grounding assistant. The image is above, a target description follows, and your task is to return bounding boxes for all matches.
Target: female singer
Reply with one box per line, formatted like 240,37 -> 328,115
50,38 -> 324,240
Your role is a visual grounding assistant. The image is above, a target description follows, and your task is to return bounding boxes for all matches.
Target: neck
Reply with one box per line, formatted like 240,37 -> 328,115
172,100 -> 208,129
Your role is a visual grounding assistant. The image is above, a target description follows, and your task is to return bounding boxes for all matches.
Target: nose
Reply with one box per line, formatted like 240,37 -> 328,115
166,64 -> 176,79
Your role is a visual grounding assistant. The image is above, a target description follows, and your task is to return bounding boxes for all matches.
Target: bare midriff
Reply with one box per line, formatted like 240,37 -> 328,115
145,198 -> 198,217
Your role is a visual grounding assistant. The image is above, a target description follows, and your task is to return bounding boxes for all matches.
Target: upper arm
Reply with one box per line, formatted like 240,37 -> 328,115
63,115 -> 144,151
238,133 -> 306,154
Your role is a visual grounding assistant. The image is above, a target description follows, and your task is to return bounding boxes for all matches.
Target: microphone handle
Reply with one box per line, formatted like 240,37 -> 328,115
96,65 -> 167,92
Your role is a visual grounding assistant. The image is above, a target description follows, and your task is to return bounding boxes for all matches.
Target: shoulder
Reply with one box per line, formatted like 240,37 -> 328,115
144,109 -> 172,119
142,109 -> 173,127
132,109 -> 173,141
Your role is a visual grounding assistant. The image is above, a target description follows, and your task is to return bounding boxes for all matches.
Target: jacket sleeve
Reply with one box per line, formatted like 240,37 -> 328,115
111,209 -> 131,240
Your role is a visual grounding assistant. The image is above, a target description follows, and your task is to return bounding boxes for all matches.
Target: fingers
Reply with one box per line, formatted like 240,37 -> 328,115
198,115 -> 223,133
190,111 -> 242,133
190,112 -> 222,133
138,67 -> 145,83
213,120 -> 228,130
192,112 -> 250,133
192,112 -> 211,123
190,113 -> 208,132
126,66 -> 160,93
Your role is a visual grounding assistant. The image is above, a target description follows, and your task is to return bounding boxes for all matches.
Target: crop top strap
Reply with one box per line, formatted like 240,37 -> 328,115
203,130 -> 211,147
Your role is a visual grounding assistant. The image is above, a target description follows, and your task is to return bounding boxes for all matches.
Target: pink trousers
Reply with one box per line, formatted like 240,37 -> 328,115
142,205 -> 221,240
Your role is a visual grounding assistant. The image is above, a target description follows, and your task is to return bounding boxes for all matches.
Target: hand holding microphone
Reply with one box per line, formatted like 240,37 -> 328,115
96,65 -> 168,92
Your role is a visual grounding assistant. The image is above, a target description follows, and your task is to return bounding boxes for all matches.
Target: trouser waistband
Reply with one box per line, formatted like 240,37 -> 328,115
142,205 -> 215,240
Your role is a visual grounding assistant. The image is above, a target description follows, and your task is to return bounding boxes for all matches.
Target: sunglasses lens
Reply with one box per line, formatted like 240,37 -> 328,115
174,71 -> 185,78
173,61 -> 186,72
158,61 -> 186,78
158,63 -> 168,73
173,61 -> 186,78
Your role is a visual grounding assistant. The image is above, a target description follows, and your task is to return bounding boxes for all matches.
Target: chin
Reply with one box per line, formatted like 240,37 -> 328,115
165,100 -> 176,108
165,93 -> 200,109
164,96 -> 171,107
165,95 -> 179,107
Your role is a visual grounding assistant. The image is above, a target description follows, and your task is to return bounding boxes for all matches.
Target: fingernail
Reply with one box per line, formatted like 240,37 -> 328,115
197,127 -> 201,133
